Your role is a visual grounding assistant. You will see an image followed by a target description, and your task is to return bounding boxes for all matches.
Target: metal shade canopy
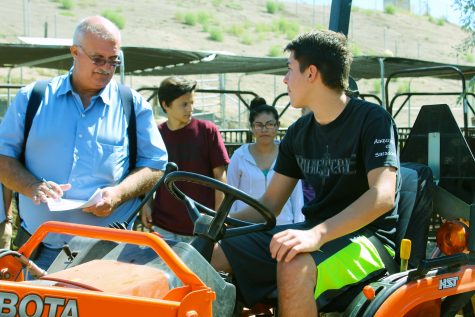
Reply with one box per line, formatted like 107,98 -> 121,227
2,43 -> 475,80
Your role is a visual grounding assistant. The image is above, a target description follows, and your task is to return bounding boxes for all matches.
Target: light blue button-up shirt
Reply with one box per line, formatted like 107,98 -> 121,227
0,72 -> 168,247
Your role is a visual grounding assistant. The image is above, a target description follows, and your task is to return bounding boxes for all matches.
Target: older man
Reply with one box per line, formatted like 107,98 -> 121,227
0,16 -> 168,270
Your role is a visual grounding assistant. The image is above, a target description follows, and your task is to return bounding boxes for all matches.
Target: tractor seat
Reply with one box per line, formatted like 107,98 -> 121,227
38,259 -> 170,299
394,162 -> 435,269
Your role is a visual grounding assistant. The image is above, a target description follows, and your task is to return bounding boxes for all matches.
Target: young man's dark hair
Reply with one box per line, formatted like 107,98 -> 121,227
157,76 -> 197,112
284,30 -> 352,91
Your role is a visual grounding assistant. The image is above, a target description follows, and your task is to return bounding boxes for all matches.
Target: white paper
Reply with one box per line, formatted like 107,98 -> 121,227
46,188 -> 103,211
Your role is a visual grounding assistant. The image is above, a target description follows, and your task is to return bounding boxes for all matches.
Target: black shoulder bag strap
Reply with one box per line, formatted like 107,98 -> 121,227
16,79 -> 49,236
118,84 -> 137,172
20,79 -> 50,164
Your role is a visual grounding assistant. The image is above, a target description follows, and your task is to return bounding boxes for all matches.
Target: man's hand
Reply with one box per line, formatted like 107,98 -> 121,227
270,228 -> 324,263
83,186 -> 121,217
29,181 -> 71,205
140,203 -> 153,229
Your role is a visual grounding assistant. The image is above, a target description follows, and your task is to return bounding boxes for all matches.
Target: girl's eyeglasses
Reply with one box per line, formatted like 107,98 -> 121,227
252,121 -> 278,131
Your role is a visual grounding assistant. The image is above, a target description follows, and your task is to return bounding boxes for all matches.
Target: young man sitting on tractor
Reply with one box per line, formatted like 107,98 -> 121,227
211,30 -> 400,316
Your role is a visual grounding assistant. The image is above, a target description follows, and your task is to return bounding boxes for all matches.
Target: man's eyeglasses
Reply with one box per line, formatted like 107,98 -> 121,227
77,45 -> 122,67
252,121 -> 278,131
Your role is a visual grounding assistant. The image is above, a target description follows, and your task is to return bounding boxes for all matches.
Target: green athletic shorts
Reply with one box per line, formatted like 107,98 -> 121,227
219,222 -> 394,310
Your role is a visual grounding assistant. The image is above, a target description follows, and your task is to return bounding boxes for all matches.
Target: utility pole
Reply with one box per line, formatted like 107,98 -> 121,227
328,0 -> 352,36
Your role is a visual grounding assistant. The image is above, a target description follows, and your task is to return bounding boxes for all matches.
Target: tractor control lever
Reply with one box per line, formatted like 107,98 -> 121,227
400,239 -> 411,271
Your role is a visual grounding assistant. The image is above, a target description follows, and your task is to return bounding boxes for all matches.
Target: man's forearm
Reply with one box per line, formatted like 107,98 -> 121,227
115,167 -> 164,203
0,155 -> 39,198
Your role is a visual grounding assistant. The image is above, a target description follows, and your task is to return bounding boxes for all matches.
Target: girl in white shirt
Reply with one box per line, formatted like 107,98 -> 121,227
227,97 -> 304,225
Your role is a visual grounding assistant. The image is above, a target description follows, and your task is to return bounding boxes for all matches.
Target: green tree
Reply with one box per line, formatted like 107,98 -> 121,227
453,1 -> 475,99
453,0 -> 475,51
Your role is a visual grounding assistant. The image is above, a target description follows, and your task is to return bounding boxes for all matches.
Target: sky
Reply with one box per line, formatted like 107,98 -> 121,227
299,0 -> 462,25
354,0 -> 461,24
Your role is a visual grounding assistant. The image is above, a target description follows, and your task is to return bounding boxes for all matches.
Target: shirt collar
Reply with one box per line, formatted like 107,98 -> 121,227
97,80 -> 115,107
56,70 -> 74,97
57,69 -> 116,106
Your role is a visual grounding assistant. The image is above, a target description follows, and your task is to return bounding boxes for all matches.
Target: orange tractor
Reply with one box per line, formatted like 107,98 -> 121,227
0,103 -> 475,317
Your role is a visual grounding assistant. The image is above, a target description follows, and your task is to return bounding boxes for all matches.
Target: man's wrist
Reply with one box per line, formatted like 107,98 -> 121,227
27,179 -> 43,198
4,215 -> 13,224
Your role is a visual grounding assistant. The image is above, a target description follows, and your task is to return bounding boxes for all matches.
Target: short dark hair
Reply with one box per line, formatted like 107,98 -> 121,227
158,76 -> 197,112
248,96 -> 279,125
284,30 -> 352,91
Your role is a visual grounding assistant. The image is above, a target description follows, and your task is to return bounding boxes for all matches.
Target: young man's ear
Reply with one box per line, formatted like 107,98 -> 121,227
160,101 -> 168,113
307,65 -> 318,82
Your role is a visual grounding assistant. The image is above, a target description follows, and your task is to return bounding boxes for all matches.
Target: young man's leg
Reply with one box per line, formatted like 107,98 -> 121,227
215,231 -> 278,306
277,253 -> 317,316
281,232 -> 389,314
211,243 -> 232,273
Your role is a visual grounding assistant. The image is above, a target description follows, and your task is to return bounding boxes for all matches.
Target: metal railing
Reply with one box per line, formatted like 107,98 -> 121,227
385,65 -> 475,139
220,127 -> 475,157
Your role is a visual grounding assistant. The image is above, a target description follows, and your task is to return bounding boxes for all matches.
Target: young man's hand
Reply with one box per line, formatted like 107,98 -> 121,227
270,228 -> 324,263
140,202 -> 153,229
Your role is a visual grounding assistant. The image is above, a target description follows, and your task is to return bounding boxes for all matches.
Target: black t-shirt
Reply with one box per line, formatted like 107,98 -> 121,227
275,98 -> 400,247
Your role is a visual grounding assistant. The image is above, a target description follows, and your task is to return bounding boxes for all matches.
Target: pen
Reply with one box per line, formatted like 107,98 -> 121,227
41,178 -> 54,191
41,178 -> 61,200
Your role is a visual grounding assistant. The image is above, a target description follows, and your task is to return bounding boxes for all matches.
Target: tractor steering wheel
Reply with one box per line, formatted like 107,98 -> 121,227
164,171 -> 276,240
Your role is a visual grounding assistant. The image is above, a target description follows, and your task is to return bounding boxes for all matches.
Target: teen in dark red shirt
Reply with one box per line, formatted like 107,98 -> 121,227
141,76 -> 229,241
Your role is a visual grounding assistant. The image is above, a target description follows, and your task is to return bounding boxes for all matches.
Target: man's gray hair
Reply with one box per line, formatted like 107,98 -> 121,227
72,16 -> 121,46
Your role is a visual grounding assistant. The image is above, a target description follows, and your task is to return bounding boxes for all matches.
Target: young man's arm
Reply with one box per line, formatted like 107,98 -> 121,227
232,172 -> 299,222
212,165 -> 227,210
270,166 -> 397,262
